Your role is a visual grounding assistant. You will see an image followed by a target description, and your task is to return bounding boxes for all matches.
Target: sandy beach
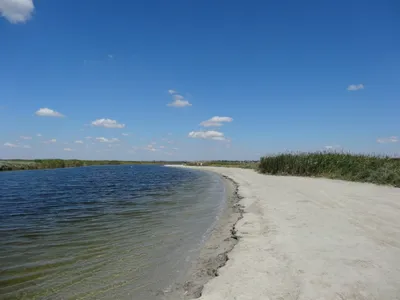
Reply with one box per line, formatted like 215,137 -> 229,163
172,166 -> 400,300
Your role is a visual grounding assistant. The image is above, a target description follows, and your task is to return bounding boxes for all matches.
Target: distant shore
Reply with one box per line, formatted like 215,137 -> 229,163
0,160 -> 186,172
171,166 -> 400,300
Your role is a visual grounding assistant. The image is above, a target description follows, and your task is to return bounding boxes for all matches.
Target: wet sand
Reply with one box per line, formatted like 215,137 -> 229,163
168,166 -> 400,300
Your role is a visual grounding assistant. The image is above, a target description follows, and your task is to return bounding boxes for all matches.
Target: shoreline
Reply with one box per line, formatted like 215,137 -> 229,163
163,169 -> 244,299
181,175 -> 243,299
167,166 -> 400,300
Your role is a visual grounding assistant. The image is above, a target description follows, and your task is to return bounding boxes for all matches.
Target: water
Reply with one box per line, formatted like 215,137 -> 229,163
0,165 -> 226,300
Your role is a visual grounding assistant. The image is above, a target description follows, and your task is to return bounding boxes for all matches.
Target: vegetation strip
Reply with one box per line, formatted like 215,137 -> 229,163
259,152 -> 400,187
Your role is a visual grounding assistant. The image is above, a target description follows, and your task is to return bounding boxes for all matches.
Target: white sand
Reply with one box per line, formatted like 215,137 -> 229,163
182,167 -> 400,300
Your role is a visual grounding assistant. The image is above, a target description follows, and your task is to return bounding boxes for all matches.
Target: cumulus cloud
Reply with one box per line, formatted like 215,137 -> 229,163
91,118 -> 125,128
3,142 -> 32,148
4,142 -> 18,147
20,136 -> 32,140
64,148 -> 74,152
347,84 -> 364,91
324,145 -> 341,151
210,136 -> 226,141
44,139 -> 57,144
377,136 -> 398,144
95,137 -> 120,143
200,116 -> 233,127
108,143 -> 121,148
35,108 -> 64,117
144,144 -> 157,152
75,140 -> 84,144
0,0 -> 34,23
188,130 -> 226,141
167,90 -> 192,107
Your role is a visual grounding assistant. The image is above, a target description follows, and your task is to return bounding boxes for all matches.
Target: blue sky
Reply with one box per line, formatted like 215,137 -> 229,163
1,0 -> 399,160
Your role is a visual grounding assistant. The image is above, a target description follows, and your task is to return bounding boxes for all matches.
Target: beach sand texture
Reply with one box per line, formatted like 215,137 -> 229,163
185,167 -> 400,300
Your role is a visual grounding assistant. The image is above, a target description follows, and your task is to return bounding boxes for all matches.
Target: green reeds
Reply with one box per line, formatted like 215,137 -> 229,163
259,152 -> 400,187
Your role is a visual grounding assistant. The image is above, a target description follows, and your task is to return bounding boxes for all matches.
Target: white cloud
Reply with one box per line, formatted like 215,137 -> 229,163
44,139 -> 57,144
64,148 -> 74,152
347,84 -> 364,91
144,144 -> 158,152
95,137 -> 120,143
211,136 -> 226,141
20,136 -> 32,140
35,108 -> 64,117
37,133 -> 42,137
167,90 -> 192,107
108,54 -> 114,59
324,145 -> 341,150
172,147 -> 179,150
159,145 -> 165,149
168,98 -> 192,107
200,116 -> 233,127
91,118 -> 125,128
75,140 -> 84,144
0,0 -> 34,23
377,136 -> 398,144
3,142 -> 32,149
121,133 -> 129,136
4,142 -> 17,147
85,136 -> 92,139
108,143 -> 120,147
188,130 -> 226,141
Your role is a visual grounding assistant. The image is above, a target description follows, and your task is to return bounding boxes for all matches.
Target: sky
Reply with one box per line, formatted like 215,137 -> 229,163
0,0 -> 399,160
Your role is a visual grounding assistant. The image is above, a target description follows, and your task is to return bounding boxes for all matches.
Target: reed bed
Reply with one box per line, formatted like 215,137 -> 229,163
259,152 -> 400,187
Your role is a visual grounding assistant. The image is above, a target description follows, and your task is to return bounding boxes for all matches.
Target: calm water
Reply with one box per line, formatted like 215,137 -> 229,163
0,165 -> 226,300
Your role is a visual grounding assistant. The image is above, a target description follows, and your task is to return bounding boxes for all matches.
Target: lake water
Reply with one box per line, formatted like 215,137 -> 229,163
0,165 -> 226,300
